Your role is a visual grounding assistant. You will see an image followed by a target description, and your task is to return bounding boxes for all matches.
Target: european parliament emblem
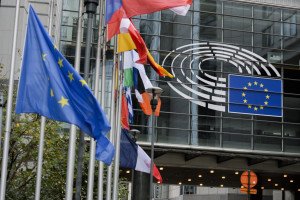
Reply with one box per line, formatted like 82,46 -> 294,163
228,75 -> 282,117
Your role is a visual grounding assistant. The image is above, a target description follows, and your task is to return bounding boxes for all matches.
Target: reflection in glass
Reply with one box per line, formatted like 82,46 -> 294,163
254,136 -> 282,151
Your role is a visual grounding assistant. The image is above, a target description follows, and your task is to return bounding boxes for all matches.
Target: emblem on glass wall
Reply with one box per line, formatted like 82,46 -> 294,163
162,42 -> 283,117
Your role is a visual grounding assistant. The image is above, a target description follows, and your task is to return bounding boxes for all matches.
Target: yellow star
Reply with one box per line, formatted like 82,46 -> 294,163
260,83 -> 264,88
58,58 -> 63,68
80,79 -> 87,86
58,96 -> 69,107
242,92 -> 246,97
50,89 -> 54,97
54,44 -> 58,50
248,82 -> 252,87
254,81 -> 258,85
68,71 -> 74,82
264,101 -> 268,105
248,105 -> 252,109
243,99 -> 247,103
254,107 -> 258,111
42,53 -> 47,60
243,87 -> 247,90
266,95 -> 270,99
264,89 -> 268,92
260,106 -> 264,110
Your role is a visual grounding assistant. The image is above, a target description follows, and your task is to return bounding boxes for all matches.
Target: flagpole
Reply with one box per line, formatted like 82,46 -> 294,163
105,35 -> 117,200
97,0 -> 108,199
87,0 -> 104,198
34,1 -> 54,199
0,1 -> 20,199
65,0 -> 84,199
112,53 -> 123,200
75,1 -> 98,199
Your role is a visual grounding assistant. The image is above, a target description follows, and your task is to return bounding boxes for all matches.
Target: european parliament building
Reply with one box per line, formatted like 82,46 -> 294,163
0,0 -> 300,200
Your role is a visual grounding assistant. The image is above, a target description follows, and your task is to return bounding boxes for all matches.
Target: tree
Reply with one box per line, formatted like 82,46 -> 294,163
0,88 -> 129,199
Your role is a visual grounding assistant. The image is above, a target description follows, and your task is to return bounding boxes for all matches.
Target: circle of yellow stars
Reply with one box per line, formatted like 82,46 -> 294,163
41,44 -> 88,109
242,81 -> 270,112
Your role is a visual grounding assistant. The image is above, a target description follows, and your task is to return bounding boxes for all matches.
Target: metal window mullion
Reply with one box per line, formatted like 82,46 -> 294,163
220,1 -> 224,148
251,5 -> 254,150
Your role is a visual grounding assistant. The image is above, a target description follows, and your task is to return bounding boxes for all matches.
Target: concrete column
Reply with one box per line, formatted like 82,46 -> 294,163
132,171 -> 150,200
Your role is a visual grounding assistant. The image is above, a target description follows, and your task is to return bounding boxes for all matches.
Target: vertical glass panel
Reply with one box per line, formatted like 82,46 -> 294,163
284,123 -> 300,138
254,121 -> 282,136
254,136 -> 282,151
284,139 -> 300,153
253,34 -> 281,49
223,134 -> 251,149
283,51 -> 300,65
63,0 -> 79,11
224,1 -> 252,18
199,27 -> 222,42
284,108 -> 300,123
200,13 -> 222,28
223,30 -> 252,46
223,118 -> 251,134
253,6 -> 281,21
198,116 -> 220,132
224,16 -> 252,32
197,131 -> 220,147
200,0 -> 222,14
157,128 -> 189,145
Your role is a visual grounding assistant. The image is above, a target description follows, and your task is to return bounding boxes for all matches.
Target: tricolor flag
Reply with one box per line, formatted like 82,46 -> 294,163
106,0 -> 192,40
16,6 -> 114,164
118,19 -> 173,78
120,129 -> 162,183
125,50 -> 161,116
121,92 -> 130,130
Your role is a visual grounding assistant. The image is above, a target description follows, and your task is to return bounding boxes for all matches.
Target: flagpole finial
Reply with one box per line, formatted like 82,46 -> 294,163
84,0 -> 98,14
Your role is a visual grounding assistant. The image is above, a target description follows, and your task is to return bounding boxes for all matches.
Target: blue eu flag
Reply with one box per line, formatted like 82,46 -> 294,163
16,6 -> 114,165
228,74 -> 282,117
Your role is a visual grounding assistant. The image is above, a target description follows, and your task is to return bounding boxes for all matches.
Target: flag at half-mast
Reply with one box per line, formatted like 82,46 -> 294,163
120,129 -> 163,182
15,6 -> 115,165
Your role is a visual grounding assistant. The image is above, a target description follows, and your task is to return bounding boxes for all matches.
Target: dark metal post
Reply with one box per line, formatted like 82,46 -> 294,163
132,171 -> 150,200
75,1 -> 98,199
247,170 -> 251,200
150,90 -> 158,200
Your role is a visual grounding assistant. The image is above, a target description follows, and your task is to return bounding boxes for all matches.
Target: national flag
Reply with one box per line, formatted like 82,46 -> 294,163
121,92 -> 130,130
118,32 -> 173,78
228,74 -> 282,117
125,87 -> 134,124
15,6 -> 114,165
125,50 -> 161,116
106,0 -> 192,40
120,129 -> 162,183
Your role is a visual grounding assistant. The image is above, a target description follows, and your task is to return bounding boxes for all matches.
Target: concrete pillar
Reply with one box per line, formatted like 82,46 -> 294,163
132,171 -> 150,200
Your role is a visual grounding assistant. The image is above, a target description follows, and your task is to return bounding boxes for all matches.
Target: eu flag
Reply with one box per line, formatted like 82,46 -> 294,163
228,74 -> 282,117
16,6 -> 114,164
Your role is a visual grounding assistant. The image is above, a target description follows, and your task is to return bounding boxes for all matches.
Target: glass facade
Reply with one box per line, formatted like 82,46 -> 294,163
60,0 -> 300,155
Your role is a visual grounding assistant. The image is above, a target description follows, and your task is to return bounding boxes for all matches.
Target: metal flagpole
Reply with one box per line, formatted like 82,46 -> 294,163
34,1 -> 54,199
65,0 -> 84,199
75,1 -> 98,199
105,35 -> 117,200
112,53 -> 123,200
87,0 -> 104,198
97,0 -> 108,199
0,0 -> 20,199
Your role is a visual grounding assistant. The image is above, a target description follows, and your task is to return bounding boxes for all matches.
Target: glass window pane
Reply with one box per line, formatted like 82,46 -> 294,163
254,136 -> 282,151
224,30 -> 252,46
284,123 -> 300,138
224,16 -> 252,32
254,121 -> 282,136
200,0 -> 222,14
284,139 -> 300,153
223,118 -> 251,134
223,134 -> 251,149
157,128 -> 189,145
224,2 -> 252,18
200,13 -> 222,27
284,108 -> 300,123
253,6 -> 281,21
197,131 -> 220,147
